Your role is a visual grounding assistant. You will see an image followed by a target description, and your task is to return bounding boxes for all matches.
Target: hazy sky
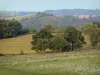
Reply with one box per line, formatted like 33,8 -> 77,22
0,0 -> 100,11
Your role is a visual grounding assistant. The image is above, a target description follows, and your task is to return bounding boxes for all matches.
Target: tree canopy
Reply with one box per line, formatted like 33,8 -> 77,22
0,19 -> 22,38
31,25 -> 85,52
64,26 -> 85,51
82,23 -> 100,48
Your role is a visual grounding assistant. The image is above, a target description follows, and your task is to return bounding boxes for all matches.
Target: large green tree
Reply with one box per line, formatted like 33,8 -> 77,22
0,19 -> 22,38
82,23 -> 100,48
50,34 -> 71,52
64,26 -> 85,51
31,26 -> 53,52
37,27 -> 53,39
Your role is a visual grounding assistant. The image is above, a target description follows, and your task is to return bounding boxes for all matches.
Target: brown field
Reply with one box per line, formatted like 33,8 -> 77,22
0,34 -> 35,54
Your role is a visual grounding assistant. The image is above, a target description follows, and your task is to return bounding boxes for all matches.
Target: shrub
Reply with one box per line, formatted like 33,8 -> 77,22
96,42 -> 100,49
0,53 -> 4,56
20,50 -> 24,55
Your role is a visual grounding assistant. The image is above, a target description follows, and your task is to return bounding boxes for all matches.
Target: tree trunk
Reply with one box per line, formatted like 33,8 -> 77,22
72,42 -> 74,51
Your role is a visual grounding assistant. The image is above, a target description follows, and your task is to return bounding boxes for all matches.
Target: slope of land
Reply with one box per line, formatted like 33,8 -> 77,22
17,13 -> 92,30
0,34 -> 35,54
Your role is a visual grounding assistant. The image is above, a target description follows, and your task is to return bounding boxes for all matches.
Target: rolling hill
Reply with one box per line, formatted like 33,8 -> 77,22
0,11 -> 35,19
10,12 -> 92,30
2,10 -> 100,30
45,9 -> 100,16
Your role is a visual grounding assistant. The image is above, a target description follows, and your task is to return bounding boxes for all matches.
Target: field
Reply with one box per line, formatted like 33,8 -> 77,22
7,14 -> 36,21
0,33 -> 90,54
0,50 -> 100,75
0,34 -> 100,75
0,34 -> 35,54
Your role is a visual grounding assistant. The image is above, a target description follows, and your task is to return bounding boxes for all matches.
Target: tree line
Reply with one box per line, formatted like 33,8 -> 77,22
0,19 -> 23,38
0,19 -> 36,39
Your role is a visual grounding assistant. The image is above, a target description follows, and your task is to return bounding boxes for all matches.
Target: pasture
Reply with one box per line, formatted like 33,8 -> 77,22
0,50 -> 100,75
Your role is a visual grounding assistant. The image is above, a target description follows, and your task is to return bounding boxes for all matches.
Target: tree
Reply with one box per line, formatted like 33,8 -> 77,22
0,19 -> 7,38
1,19 -> 22,38
64,26 -> 85,51
44,24 -> 54,32
22,28 -> 29,34
89,27 -> 100,48
82,23 -> 98,35
32,38 -> 50,52
82,23 -> 100,48
31,26 -> 53,52
50,34 -> 71,52
29,28 -> 36,34
37,28 -> 52,39
93,22 -> 100,28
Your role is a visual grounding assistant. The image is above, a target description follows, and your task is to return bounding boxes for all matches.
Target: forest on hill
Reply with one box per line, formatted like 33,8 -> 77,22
15,12 -> 92,30
1,10 -> 100,31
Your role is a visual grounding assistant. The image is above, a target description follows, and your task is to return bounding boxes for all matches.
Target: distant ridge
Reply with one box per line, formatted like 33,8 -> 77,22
44,9 -> 100,16
0,11 -> 35,18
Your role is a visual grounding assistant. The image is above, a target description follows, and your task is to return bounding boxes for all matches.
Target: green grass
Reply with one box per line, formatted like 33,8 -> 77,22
0,51 -> 100,75
7,14 -> 36,21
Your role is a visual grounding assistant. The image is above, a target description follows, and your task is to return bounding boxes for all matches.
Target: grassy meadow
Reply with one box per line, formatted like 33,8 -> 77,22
0,50 -> 100,75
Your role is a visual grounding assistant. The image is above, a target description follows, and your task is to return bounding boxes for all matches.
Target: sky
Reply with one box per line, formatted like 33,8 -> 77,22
0,0 -> 100,11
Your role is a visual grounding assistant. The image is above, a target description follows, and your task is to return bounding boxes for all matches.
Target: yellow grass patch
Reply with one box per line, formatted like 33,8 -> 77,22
0,34 -> 35,54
